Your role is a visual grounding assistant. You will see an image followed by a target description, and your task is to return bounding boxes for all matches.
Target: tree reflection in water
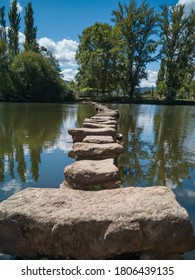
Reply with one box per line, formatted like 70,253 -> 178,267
0,103 -> 64,183
110,104 -> 195,189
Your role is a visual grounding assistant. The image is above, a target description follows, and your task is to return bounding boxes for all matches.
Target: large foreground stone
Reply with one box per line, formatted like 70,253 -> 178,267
64,159 -> 119,190
68,127 -> 116,143
73,142 -> 124,160
0,187 -> 194,259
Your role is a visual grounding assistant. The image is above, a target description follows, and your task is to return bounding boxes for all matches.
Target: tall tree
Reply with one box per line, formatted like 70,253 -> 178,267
76,22 -> 119,95
8,0 -> 21,56
0,6 -> 6,41
0,40 -> 13,100
24,2 -> 39,51
112,0 -> 159,98
157,4 -> 195,101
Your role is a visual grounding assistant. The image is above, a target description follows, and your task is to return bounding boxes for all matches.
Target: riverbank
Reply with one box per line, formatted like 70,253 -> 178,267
1,97 -> 195,106
79,97 -> 195,106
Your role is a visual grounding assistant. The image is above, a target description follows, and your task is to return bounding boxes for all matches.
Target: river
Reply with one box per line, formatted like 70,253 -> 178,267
0,102 -> 195,259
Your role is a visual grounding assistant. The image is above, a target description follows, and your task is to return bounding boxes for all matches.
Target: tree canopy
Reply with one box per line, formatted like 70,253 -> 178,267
0,1 -> 72,102
111,0 -> 159,98
24,2 -> 39,52
8,0 -> 21,56
157,4 -> 195,101
76,22 -> 119,95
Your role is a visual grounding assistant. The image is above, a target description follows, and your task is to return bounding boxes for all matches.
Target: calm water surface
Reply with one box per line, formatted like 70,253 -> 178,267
0,102 -> 195,259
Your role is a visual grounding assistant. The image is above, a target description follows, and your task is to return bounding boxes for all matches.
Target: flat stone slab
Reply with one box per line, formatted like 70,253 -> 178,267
64,159 -> 119,190
91,116 -> 116,122
73,142 -> 124,160
83,122 -> 116,129
0,187 -> 194,259
96,111 -> 119,119
83,136 -> 115,144
68,127 -> 116,143
84,118 -> 117,126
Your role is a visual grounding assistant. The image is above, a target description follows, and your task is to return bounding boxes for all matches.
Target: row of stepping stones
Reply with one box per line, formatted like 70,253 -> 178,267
61,102 -> 124,191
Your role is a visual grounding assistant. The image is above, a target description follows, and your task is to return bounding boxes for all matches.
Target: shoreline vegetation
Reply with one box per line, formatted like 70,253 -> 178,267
1,98 -> 195,106
1,1 -> 195,104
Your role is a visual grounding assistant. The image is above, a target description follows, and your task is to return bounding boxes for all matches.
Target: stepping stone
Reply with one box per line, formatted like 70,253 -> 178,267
0,187 -> 194,259
91,116 -> 116,122
84,118 -> 117,126
68,127 -> 116,143
83,122 -> 116,129
64,158 -> 119,190
96,110 -> 119,119
72,142 -> 124,160
83,135 -> 115,144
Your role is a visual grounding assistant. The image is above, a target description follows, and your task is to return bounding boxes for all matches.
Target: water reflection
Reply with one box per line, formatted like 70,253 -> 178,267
110,104 -> 195,191
0,103 -> 95,202
0,103 -> 64,183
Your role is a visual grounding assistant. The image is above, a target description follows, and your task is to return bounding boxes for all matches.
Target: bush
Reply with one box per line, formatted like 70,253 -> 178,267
11,51 -> 64,102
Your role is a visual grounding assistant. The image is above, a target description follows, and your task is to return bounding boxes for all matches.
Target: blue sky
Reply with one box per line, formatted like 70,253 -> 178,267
1,0 -> 194,86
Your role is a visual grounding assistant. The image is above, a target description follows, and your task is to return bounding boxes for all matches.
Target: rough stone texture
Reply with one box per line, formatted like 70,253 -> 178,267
73,142 -> 124,160
91,116 -> 115,122
84,118 -> 117,126
83,122 -> 116,129
96,111 -> 119,119
83,136 -> 115,144
68,127 -> 116,143
0,187 -> 194,259
64,159 -> 119,190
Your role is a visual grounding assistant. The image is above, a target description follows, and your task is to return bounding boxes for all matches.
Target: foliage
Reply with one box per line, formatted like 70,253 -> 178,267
0,1 -> 70,103
157,5 -> 195,101
43,49 -> 62,74
0,40 -> 13,100
8,0 -> 21,56
76,22 -> 119,95
11,51 -> 64,102
190,80 -> 195,98
24,2 -> 39,52
0,6 -> 6,41
111,0 -> 159,98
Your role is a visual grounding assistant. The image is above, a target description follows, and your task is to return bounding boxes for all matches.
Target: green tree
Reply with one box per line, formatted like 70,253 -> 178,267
24,2 -> 39,52
11,51 -> 64,102
158,5 -> 195,101
76,22 -> 118,95
112,0 -> 158,98
190,80 -> 195,98
8,0 -> 21,56
0,6 -> 6,41
0,40 -> 13,100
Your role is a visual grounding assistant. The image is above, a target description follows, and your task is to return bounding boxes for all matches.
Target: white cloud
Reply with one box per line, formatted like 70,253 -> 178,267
140,70 -> 158,87
17,2 -> 23,13
38,37 -> 78,67
177,0 -> 195,15
10,1 -> 23,13
18,31 -> 25,47
2,179 -> 22,193
45,116 -> 77,153
61,68 -> 78,81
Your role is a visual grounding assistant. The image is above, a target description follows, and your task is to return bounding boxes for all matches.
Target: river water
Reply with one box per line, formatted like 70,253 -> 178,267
0,102 -> 195,259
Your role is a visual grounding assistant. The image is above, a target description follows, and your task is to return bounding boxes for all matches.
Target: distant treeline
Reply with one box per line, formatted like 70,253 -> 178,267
0,1 -> 73,102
